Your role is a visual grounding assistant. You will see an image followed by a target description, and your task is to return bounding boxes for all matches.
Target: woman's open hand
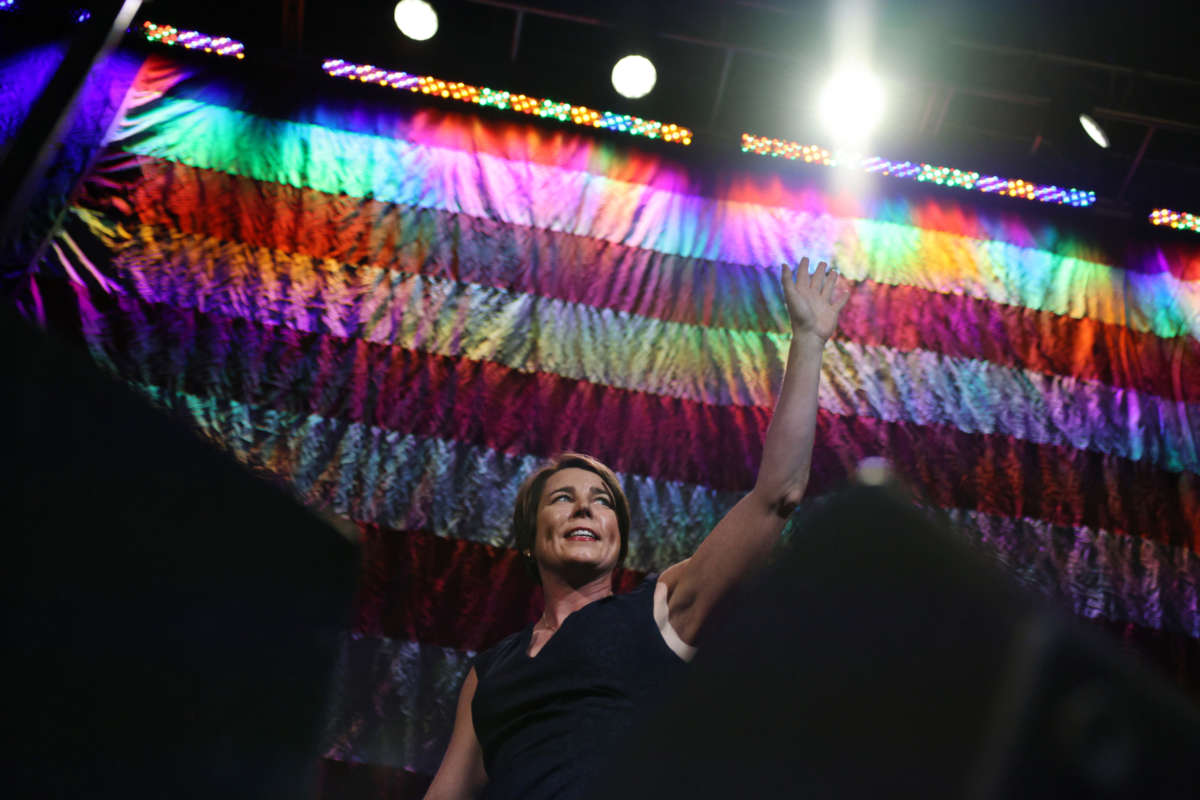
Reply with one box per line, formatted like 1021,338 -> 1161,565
781,257 -> 849,343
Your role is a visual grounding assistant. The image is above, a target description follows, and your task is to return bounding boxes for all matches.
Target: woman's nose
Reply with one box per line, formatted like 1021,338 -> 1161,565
571,501 -> 592,517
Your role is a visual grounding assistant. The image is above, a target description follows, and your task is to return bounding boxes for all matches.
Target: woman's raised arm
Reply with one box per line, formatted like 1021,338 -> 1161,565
424,667 -> 488,800
659,257 -> 848,645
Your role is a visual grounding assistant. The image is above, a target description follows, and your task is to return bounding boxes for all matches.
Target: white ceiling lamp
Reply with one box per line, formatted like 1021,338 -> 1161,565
1078,113 -> 1110,149
611,54 -> 657,99
394,0 -> 438,42
816,65 -> 886,148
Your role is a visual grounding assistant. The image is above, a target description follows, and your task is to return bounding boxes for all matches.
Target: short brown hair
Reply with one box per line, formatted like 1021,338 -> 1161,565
512,452 -> 630,582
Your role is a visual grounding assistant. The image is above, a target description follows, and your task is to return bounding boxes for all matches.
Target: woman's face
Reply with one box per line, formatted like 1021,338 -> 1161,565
532,467 -> 621,581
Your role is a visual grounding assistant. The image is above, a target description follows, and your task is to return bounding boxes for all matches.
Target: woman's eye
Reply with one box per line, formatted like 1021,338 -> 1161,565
595,496 -> 612,507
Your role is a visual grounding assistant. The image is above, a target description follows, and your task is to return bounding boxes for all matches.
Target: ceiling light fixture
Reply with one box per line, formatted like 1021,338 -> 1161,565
393,0 -> 438,42
817,66 -> 885,147
741,133 -> 1096,207
140,21 -> 245,59
1078,113 -> 1109,149
322,59 -> 692,145
611,54 -> 657,99
1149,208 -> 1199,233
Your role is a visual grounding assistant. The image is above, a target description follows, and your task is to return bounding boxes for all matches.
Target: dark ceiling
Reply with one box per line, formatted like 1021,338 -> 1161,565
26,1 -> 1200,216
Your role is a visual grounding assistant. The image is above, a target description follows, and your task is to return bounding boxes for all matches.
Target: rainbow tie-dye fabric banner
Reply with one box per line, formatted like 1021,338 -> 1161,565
26,52 -> 1200,791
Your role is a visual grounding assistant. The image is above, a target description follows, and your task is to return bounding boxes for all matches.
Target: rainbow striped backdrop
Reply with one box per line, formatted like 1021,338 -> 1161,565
38,52 -> 1200,792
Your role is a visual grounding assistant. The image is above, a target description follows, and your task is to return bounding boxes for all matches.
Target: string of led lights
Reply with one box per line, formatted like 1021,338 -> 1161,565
139,21 -> 245,59
1149,208 -> 1200,234
119,21 -> 1197,231
321,58 -> 693,146
741,133 -> 1096,208
0,0 -> 18,11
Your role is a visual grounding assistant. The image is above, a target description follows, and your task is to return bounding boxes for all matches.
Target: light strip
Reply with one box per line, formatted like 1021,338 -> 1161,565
321,58 -> 693,146
740,136 -> 834,166
1149,208 -> 1200,234
140,21 -> 245,59
0,0 -> 17,10
741,133 -> 1097,208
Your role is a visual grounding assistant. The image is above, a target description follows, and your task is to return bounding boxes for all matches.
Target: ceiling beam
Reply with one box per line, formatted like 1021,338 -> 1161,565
1117,126 -> 1156,202
510,9 -> 525,62
0,0 -> 145,258
948,38 -> 1200,90
707,47 -> 735,128
1092,107 -> 1200,136
281,0 -> 305,52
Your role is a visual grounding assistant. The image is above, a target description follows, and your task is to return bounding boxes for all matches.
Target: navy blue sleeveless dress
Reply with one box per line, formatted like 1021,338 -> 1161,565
471,577 -> 688,800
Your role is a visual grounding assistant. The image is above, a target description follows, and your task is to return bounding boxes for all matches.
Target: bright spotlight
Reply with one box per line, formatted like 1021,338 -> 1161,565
817,66 -> 885,146
1078,113 -> 1109,149
394,0 -> 438,41
611,54 -> 657,99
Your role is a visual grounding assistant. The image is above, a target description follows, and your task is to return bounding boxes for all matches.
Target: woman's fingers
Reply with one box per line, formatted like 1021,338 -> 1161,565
822,265 -> 838,301
782,257 -> 845,307
835,286 -> 850,311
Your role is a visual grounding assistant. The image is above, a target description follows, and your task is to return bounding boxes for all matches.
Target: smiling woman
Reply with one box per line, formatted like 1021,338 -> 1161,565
423,258 -> 850,800
514,455 -> 629,585
521,463 -> 630,657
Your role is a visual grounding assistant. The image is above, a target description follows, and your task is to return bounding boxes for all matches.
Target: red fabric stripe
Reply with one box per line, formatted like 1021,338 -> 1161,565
99,299 -> 1200,550
355,526 -> 644,653
82,157 -> 1200,403
838,283 -> 1200,405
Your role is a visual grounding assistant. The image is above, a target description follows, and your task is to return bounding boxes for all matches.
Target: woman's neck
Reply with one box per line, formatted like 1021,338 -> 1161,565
536,571 -> 614,630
